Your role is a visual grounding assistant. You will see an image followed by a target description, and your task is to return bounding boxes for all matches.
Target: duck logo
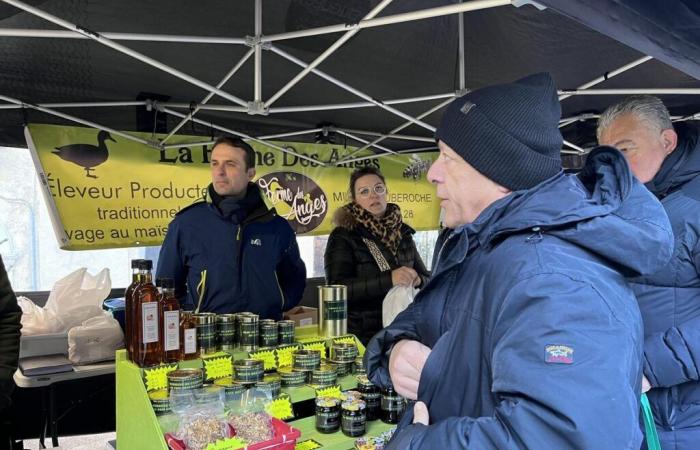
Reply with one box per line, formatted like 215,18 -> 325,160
257,171 -> 328,234
52,130 -> 115,178
545,344 -> 574,364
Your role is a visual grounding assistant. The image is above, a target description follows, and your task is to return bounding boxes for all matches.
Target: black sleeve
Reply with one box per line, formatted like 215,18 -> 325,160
0,256 -> 22,412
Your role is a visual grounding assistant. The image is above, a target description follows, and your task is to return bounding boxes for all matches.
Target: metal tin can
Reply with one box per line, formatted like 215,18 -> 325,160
217,314 -> 237,351
380,386 -> 406,424
311,364 -> 338,387
277,366 -> 307,387
167,368 -> 204,391
259,319 -> 278,348
357,375 -> 380,421
255,374 -> 282,398
213,376 -> 247,400
341,399 -> 367,437
148,389 -> 170,416
315,397 -> 341,434
193,312 -> 218,354
237,313 -> 259,351
292,349 -> 321,371
328,359 -> 353,377
317,285 -> 347,337
233,358 -> 264,383
277,320 -> 295,345
330,342 -> 358,362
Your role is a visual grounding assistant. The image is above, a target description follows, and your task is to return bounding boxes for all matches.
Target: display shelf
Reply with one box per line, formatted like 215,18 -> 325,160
289,416 -> 395,450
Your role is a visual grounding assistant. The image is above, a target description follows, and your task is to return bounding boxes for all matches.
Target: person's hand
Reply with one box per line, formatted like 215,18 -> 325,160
413,401 -> 429,425
389,339 -> 431,400
642,375 -> 652,393
391,266 -> 418,287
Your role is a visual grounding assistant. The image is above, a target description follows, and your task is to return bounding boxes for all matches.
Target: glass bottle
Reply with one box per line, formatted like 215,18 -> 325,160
124,259 -> 143,361
134,260 -> 161,367
180,310 -> 199,360
158,278 -> 180,364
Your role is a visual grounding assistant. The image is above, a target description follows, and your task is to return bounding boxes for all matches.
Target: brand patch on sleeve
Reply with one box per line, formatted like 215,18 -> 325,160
545,344 -> 574,364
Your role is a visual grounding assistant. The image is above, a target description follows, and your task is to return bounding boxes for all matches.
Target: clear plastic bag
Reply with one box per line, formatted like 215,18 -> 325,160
227,388 -> 274,444
174,389 -> 229,450
67,313 -> 124,364
382,285 -> 417,327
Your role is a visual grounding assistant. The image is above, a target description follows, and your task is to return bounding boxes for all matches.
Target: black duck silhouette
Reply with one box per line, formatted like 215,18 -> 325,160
52,130 -> 115,178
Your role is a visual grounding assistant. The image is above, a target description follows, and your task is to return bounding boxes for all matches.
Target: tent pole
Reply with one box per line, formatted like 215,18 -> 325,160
270,45 -> 436,132
563,139 -> 586,153
458,4 -> 466,91
163,140 -> 216,150
1,0 -> 250,107
265,0 -> 394,108
161,48 -> 254,144
254,0 -> 263,104
257,129 -> 323,140
0,94 -> 151,146
559,88 -> 700,95
559,56 -> 652,101
337,128 -> 433,143
339,146 -> 438,166
262,0 -> 510,43
161,107 -> 325,166
335,130 -> 398,155
0,101 -> 146,109
268,93 -> 455,113
337,96 -> 454,163
0,28 -> 247,44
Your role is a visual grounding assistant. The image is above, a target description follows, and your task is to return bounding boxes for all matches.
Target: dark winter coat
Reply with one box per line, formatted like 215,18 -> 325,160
324,207 -> 429,345
365,148 -> 674,450
631,122 -> 700,450
157,183 -> 306,320
0,255 -> 21,413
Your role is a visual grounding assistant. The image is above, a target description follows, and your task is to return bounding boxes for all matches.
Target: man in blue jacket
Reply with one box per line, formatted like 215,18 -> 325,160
598,95 -> 700,449
364,73 -> 674,449
157,137 -> 306,319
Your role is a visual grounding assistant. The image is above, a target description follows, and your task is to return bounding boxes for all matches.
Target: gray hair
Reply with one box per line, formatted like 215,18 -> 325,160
596,95 -> 673,141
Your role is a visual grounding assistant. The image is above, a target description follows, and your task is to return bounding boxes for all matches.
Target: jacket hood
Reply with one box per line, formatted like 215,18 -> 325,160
454,146 -> 673,277
645,121 -> 700,197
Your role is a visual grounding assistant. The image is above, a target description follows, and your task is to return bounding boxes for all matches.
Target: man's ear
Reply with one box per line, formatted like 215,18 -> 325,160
247,167 -> 256,181
661,128 -> 678,155
497,185 -> 512,195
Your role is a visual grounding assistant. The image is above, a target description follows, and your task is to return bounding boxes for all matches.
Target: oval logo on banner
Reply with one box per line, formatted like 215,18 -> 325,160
257,172 -> 329,234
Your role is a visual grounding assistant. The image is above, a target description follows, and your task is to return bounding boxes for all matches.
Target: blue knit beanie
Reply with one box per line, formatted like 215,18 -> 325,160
435,72 -> 563,191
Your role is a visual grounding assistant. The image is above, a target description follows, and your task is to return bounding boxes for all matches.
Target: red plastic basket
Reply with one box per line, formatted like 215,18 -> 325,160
165,418 -> 300,450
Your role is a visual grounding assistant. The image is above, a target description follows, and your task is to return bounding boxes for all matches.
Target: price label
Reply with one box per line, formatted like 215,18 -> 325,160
142,364 -> 178,392
275,344 -> 300,368
249,349 -> 277,371
315,384 -> 342,399
301,340 -> 327,358
204,437 -> 247,450
265,395 -> 294,420
295,439 -> 323,450
202,354 -> 233,381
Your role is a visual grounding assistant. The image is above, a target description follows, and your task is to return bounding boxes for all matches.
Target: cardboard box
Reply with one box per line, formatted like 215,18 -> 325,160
283,306 -> 318,327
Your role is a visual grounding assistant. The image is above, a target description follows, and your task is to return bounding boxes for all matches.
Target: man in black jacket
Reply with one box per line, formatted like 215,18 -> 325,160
0,255 -> 21,449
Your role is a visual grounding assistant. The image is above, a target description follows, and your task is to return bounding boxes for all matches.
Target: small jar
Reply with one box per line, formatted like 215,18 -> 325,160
180,310 -> 199,360
380,386 -> 406,424
315,397 -> 341,434
277,320 -> 295,345
341,399 -> 367,437
149,389 -> 170,416
357,375 -> 380,421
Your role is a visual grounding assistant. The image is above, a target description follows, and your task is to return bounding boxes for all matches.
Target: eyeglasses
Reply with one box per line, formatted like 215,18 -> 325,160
356,184 -> 387,198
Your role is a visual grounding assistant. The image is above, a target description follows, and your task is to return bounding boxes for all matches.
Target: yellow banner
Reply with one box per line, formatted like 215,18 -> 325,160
25,124 -> 440,250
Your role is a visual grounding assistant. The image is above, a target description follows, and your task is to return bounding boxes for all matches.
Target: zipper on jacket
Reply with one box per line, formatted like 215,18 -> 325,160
274,272 -> 285,308
525,226 -> 543,243
434,232 -> 455,274
195,269 -> 207,313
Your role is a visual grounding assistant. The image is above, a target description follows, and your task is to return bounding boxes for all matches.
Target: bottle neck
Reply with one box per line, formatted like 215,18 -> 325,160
161,287 -> 175,296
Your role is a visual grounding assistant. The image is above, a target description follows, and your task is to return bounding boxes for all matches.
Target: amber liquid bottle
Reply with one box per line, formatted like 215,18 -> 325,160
124,259 -> 143,361
180,310 -> 200,360
158,278 -> 180,364
134,260 -> 161,367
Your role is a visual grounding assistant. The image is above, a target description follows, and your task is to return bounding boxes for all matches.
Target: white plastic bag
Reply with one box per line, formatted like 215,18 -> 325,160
45,267 -> 112,333
68,313 -> 124,365
382,285 -> 417,327
18,296 -> 58,335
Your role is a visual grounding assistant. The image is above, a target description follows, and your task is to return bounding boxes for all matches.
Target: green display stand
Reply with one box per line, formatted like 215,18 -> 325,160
116,327 -> 389,449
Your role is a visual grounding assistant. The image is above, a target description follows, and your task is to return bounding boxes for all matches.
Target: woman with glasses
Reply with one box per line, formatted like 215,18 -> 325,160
324,167 -> 429,344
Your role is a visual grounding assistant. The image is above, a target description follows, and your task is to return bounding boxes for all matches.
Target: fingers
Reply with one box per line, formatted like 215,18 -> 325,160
413,401 -> 429,425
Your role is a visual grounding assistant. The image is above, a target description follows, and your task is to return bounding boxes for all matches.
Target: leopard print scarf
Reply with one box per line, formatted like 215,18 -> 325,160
345,202 -> 403,257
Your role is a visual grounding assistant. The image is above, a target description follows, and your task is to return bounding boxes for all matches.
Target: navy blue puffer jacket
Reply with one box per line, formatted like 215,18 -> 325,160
631,122 -> 700,450
365,148 -> 674,450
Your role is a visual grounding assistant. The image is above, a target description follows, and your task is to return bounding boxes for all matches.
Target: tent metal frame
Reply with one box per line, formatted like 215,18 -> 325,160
0,0 -> 679,164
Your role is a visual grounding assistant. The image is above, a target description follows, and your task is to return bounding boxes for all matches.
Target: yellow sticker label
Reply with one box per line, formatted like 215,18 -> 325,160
302,341 -> 327,358
143,364 -> 178,392
204,437 -> 247,450
265,395 -> 294,420
249,349 -> 277,371
295,439 -> 323,450
275,345 -> 300,368
315,385 -> 342,399
202,354 -> 233,381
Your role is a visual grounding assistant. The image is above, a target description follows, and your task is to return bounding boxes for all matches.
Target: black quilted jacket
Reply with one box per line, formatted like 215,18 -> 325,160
323,209 -> 429,344
0,256 -> 21,413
